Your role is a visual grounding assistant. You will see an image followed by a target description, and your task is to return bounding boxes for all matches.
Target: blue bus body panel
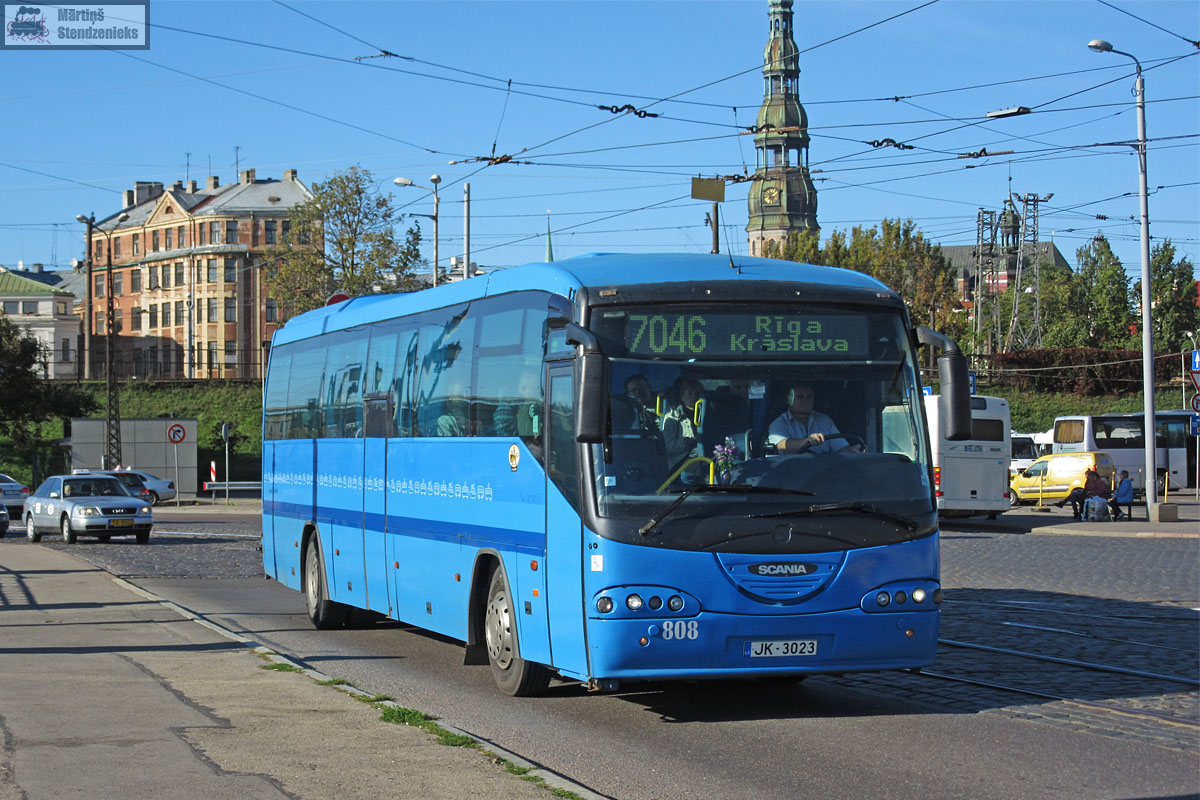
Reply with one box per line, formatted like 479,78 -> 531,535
266,439 -> 315,591
261,441 -> 278,577
317,440 -> 367,608
583,533 -> 941,679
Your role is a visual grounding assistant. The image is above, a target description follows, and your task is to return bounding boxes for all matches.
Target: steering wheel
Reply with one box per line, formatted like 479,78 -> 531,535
834,433 -> 866,451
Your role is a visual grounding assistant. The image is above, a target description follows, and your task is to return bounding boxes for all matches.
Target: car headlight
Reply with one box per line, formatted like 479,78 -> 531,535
140,506 -> 151,514
79,507 -> 102,516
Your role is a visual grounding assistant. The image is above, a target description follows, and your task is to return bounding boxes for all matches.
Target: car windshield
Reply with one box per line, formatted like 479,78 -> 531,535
62,478 -> 130,498
588,303 -> 935,552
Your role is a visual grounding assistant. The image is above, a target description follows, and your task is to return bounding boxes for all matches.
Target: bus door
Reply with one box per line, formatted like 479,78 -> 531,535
544,363 -> 589,678
362,394 -> 390,615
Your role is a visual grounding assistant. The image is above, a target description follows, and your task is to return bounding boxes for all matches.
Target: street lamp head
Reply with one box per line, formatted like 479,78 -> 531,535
76,214 -> 90,224
1088,39 -> 1113,53
393,177 -> 414,187
429,174 -> 441,185
116,213 -> 129,223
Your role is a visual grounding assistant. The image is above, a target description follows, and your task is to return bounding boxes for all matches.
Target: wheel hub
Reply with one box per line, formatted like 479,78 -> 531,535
485,590 -> 513,670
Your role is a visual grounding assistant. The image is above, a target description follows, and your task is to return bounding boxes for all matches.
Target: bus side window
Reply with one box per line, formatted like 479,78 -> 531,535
263,348 -> 294,440
287,337 -> 327,439
416,313 -> 476,437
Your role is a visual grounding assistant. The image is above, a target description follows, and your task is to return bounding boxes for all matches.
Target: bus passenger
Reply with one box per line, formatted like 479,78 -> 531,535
623,373 -> 659,431
661,377 -> 703,471
493,373 -> 541,438
768,383 -> 860,454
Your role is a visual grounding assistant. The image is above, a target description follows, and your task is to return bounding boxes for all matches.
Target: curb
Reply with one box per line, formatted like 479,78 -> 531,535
109,574 -> 607,800
1027,526 -> 1200,539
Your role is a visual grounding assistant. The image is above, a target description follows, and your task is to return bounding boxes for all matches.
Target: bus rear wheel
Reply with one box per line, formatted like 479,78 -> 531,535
484,567 -> 550,697
304,537 -> 348,630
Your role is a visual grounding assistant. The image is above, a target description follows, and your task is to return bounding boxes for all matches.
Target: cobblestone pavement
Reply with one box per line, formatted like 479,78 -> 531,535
4,518 -> 1196,754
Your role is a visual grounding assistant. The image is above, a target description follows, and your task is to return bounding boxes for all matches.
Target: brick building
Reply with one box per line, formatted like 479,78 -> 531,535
84,168 -> 312,380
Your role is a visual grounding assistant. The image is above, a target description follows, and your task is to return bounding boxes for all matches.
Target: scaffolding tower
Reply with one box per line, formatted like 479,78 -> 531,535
972,208 -> 1000,359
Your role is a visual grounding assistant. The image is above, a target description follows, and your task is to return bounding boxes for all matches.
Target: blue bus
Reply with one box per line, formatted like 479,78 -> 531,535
261,253 -> 970,695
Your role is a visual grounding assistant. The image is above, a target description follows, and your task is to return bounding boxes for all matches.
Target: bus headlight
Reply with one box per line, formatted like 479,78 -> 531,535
912,588 -> 927,603
626,593 -> 643,611
596,597 -> 614,613
875,591 -> 891,607
667,595 -> 684,611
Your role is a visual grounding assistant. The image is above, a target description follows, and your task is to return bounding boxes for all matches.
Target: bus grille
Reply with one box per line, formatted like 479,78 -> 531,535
713,553 -> 843,603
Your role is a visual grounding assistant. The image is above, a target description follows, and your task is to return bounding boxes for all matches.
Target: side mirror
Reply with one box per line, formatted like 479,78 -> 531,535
916,326 -> 971,441
566,323 -> 609,444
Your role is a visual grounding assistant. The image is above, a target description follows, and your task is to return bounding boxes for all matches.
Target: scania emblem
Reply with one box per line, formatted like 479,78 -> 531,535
749,562 -> 819,577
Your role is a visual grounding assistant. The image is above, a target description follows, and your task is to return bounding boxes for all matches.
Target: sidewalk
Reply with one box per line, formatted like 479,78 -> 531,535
946,496 -> 1200,537
0,545 -> 565,800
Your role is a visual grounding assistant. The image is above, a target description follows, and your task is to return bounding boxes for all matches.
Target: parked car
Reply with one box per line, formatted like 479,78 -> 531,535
110,469 -> 175,504
25,474 -> 153,544
95,470 -> 155,503
0,472 -> 30,520
1009,451 -> 1116,507
0,503 -> 8,536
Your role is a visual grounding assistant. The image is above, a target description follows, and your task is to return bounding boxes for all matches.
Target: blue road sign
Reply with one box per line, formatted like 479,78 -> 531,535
968,371 -> 977,396
922,386 -> 933,396
1191,415 -> 1200,437
1192,350 -> 1200,371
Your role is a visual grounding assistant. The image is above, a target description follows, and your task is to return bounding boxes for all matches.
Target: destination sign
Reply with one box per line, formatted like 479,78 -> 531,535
603,308 -> 870,358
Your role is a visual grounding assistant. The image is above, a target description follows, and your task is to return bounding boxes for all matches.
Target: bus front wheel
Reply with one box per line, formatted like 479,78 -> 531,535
304,537 -> 348,630
484,568 -> 551,697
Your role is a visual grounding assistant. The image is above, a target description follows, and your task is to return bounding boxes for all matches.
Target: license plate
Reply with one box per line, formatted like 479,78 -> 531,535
745,639 -> 817,658
110,518 -> 134,527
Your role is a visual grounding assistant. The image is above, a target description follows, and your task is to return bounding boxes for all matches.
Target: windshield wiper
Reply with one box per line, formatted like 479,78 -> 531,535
750,501 -> 920,531
638,485 -> 814,537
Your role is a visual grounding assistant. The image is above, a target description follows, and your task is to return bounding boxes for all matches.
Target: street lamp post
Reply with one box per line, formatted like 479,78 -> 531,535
1089,38 -> 1160,509
76,211 -> 129,468
1182,331 -> 1197,410
393,175 -> 440,287
77,215 -> 95,380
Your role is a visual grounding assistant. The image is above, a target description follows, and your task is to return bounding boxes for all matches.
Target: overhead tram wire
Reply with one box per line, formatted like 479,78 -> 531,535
1094,0 -> 1200,50
104,48 -> 452,156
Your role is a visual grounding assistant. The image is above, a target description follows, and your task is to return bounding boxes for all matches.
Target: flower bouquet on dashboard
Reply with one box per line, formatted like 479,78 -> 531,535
713,437 -> 744,485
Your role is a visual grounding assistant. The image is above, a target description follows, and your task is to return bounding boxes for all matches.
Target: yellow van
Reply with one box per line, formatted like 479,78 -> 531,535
1009,451 -> 1115,507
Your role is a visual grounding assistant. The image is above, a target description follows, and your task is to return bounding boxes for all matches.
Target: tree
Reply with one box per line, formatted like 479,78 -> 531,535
266,166 -> 423,322
1136,239 -> 1198,352
0,316 -> 96,446
1073,235 -> 1132,347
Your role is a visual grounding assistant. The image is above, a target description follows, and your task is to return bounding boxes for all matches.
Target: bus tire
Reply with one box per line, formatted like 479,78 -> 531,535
484,567 -> 551,697
304,537 -> 348,630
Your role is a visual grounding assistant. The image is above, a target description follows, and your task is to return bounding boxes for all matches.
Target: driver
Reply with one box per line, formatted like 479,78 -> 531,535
768,383 -> 861,454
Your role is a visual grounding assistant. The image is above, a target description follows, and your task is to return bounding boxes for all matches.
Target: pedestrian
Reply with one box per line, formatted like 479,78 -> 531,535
1109,470 -> 1134,520
1058,468 -> 1108,520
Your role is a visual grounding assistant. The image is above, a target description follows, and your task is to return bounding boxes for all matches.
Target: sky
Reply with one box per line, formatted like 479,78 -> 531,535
2,0 -> 1197,285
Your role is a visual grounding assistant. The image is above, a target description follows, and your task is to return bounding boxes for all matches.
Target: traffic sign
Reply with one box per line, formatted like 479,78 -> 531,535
968,371 -> 977,396
1192,350 -> 1200,371
1191,415 -> 1200,436
1192,395 -> 1200,414
167,423 -> 186,444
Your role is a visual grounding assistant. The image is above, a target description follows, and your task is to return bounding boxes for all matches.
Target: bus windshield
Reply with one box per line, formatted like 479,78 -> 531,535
589,304 -> 935,551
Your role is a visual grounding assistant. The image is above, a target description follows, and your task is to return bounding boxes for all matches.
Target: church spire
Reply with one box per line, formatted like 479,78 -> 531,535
746,0 -> 819,257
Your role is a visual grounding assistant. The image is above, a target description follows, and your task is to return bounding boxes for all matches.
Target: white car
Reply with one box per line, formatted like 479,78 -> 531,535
25,474 -> 153,544
97,470 -> 176,504
0,472 -> 30,520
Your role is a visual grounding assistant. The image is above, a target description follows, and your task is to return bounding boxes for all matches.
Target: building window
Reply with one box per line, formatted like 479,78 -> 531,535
56,301 -> 68,315
95,274 -> 105,297
174,262 -> 184,285
96,311 -> 105,335
207,259 -> 218,283
207,298 -> 218,323
224,259 -> 236,283
224,297 -> 236,322
165,228 -> 173,250
210,221 -> 221,244
264,220 -> 276,244
113,309 -> 123,333
112,272 -> 123,295
178,225 -> 186,247
197,225 -> 205,246
131,268 -> 142,292
2,301 -> 17,314
132,233 -> 140,255
161,264 -> 171,289
149,305 -> 158,329
95,240 -> 105,261
21,301 -> 37,314
152,230 -> 160,251
175,300 -> 184,326
148,266 -> 159,290
208,341 -> 219,372
62,338 -> 71,362
225,340 -> 237,364
282,220 -> 291,241
131,307 -> 143,330
226,220 -> 238,245
113,237 -> 121,257
163,302 -> 172,327
265,298 -> 277,322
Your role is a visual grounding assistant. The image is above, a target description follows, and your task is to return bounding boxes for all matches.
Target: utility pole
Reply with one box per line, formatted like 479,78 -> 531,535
710,202 -> 719,254
80,215 -> 94,380
463,183 -> 471,280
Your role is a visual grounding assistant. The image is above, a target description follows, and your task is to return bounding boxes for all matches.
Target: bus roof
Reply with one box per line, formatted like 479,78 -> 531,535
272,253 -> 893,347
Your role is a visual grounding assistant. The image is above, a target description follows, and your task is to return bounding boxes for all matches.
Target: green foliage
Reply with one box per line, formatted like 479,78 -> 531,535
1072,235 -> 1134,347
260,662 -> 303,673
266,166 -> 423,322
0,315 -> 97,446
990,347 -> 1175,396
377,704 -> 473,746
1141,239 -> 1198,350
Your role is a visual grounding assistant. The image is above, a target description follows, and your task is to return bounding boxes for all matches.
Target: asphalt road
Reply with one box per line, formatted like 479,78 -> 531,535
5,511 -> 1197,799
